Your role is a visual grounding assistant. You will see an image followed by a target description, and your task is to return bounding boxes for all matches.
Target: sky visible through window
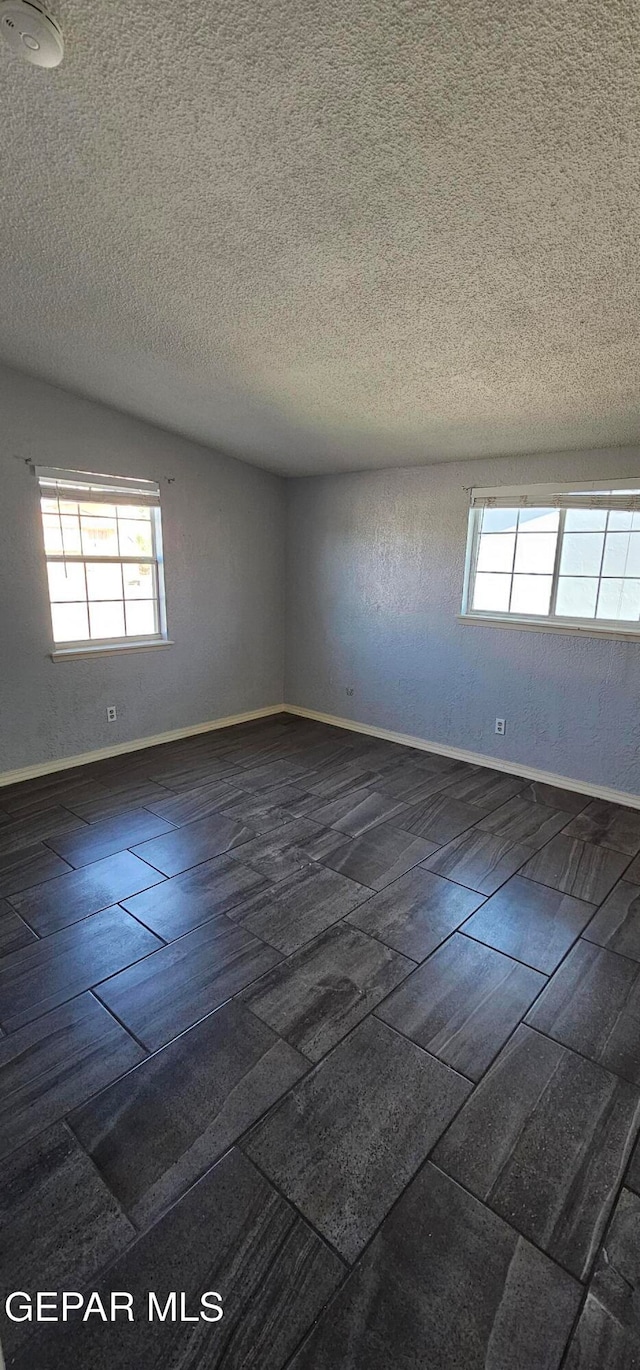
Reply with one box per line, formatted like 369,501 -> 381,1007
470,497 -> 640,624
41,497 -> 160,643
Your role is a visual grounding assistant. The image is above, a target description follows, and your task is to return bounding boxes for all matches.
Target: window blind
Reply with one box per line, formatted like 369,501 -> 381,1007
470,491 -> 640,512
36,466 -> 160,507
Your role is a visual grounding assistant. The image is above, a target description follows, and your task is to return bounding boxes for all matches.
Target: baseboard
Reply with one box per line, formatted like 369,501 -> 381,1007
284,704 -> 640,811
0,705 -> 286,788
3,700 -> 638,811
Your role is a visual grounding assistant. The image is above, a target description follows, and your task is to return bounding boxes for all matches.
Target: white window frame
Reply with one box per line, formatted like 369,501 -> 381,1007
36,466 -> 172,660
460,478 -> 640,640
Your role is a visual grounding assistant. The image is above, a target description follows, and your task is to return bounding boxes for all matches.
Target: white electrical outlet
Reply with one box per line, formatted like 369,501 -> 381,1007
106,705 -> 117,723
495,717 -> 506,735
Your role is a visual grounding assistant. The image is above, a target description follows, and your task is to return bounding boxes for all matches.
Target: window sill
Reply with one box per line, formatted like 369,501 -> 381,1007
51,640 -> 174,662
457,614 -> 640,642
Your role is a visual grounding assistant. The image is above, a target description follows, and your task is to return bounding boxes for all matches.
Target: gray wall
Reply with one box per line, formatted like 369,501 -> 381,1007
285,450 -> 640,796
4,362 -> 640,797
0,365 -> 285,773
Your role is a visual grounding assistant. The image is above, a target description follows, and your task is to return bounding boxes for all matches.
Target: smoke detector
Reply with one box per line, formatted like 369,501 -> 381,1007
0,0 -> 63,66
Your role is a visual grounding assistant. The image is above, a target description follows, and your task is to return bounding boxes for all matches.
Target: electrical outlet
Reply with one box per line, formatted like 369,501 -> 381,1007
495,717 -> 506,736
106,705 -> 117,723
346,687 -> 354,696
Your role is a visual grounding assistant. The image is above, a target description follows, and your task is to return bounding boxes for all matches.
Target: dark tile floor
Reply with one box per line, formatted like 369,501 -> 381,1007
1,713 -> 640,1367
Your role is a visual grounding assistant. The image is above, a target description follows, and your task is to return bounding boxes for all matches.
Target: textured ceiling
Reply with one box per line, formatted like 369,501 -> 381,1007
1,0 -> 639,476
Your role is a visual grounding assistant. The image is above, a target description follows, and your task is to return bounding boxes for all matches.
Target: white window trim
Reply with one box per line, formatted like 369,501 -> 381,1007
458,614 -> 640,642
461,478 -> 640,639
51,639 -> 174,662
37,466 -> 170,656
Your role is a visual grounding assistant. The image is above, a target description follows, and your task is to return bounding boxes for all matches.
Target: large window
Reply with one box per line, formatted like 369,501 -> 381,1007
462,480 -> 640,634
37,466 -> 168,651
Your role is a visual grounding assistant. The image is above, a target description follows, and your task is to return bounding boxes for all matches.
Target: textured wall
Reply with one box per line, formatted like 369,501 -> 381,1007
0,366 -> 285,772
4,362 -> 640,792
285,451 -> 640,795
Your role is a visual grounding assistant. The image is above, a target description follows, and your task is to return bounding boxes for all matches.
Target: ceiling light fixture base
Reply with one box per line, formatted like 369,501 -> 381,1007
0,0 -> 63,67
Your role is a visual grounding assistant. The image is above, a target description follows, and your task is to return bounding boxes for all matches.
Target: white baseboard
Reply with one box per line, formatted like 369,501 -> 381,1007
0,705 -> 286,788
3,699 -> 638,812
284,704 -> 640,811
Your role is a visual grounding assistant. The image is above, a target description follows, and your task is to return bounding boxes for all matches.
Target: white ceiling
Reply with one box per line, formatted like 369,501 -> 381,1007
1,0 -> 639,476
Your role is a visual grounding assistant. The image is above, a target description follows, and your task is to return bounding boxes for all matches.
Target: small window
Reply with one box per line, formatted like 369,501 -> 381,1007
462,479 -> 640,635
37,466 -> 168,652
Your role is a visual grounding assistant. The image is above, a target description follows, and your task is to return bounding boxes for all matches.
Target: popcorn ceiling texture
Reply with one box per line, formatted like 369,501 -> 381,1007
0,0 -> 639,475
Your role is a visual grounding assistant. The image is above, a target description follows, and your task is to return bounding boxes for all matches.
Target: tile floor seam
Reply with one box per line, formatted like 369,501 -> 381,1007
236,1144 -> 351,1269
92,942 -> 289,1054
0,858 -> 629,1053
521,1020 -> 640,1100
458,923 -> 561,974
427,1158 -> 591,1293
3,718 -> 640,1368
573,932 -> 640,973
60,1115 -> 137,1237
518,844 -> 638,901
556,1171 -> 640,1368
87,987 -> 151,1057
374,949 -> 549,1088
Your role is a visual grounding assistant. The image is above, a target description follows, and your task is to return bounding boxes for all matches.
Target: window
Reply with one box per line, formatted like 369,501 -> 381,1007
462,479 -> 640,635
37,466 -> 168,653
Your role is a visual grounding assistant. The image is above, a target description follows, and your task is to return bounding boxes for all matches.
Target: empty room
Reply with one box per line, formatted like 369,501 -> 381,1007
0,0 -> 639,1366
